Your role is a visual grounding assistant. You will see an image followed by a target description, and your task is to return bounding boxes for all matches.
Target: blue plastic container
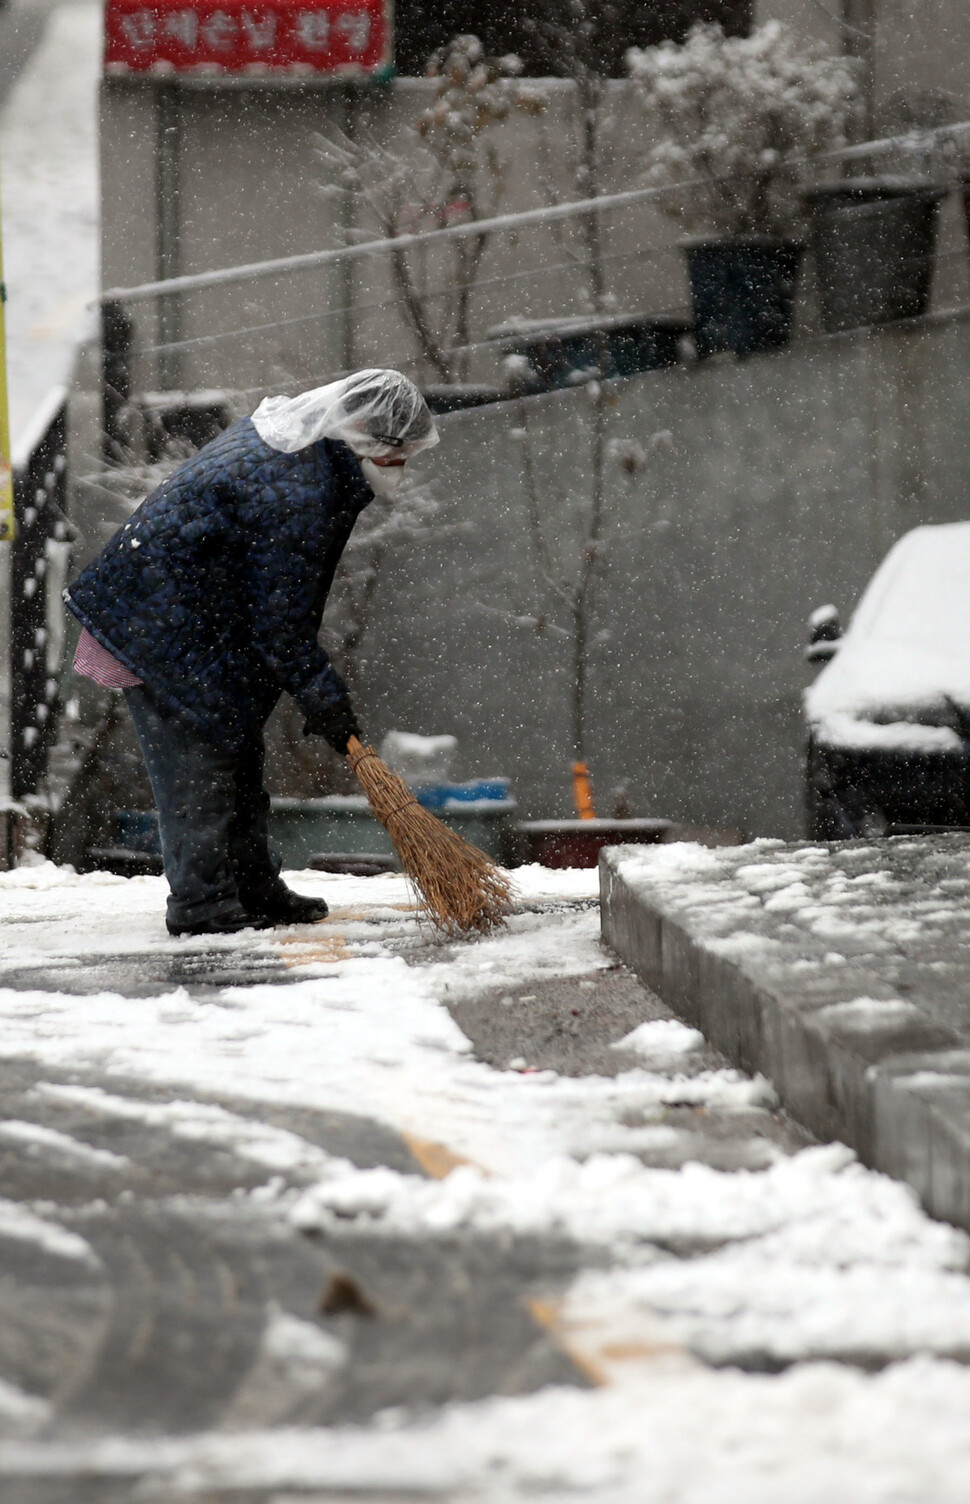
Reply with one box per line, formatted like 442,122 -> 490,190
415,780 -> 511,809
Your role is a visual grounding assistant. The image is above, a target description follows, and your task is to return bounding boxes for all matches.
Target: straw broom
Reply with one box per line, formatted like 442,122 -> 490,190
346,736 -> 514,936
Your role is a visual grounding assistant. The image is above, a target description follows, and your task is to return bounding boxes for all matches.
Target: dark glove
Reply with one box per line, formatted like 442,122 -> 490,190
303,699 -> 362,755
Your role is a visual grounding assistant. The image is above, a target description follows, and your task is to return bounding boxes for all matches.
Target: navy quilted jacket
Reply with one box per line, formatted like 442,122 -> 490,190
65,417 -> 372,751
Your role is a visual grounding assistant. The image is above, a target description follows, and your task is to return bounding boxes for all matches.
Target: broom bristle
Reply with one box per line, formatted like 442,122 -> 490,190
347,739 -> 514,936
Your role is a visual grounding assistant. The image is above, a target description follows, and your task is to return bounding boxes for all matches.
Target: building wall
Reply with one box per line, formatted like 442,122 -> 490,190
348,311 -> 970,837
754,0 -> 970,314
758,0 -> 970,130
391,0 -> 753,77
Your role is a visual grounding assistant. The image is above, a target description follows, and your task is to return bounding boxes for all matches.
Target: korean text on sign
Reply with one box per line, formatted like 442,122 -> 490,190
105,0 -> 390,73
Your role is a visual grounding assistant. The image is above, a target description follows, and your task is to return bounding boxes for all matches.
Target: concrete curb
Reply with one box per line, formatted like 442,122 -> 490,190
600,838 -> 970,1232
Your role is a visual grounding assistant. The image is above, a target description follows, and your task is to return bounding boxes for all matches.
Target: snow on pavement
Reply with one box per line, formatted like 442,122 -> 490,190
607,835 -> 970,963
0,862 -> 770,1175
3,857 -> 970,1497
0,1195 -> 100,1267
4,1358 -> 970,1502
290,1138 -> 966,1275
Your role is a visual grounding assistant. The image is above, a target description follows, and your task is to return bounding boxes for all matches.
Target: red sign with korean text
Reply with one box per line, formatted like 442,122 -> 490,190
105,0 -> 391,74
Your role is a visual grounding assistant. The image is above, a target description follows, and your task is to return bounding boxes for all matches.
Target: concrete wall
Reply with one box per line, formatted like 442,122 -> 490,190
757,0 -> 970,313
349,310 -> 970,837
872,0 -> 970,121
759,0 -> 970,132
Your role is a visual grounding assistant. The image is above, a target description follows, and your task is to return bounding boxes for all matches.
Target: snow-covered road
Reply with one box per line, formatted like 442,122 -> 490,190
0,859 -> 969,1500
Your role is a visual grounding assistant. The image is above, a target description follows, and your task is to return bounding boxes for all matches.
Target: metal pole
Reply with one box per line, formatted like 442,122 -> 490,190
0,158 -> 15,866
339,87 -> 357,374
155,83 -> 183,391
843,0 -> 876,143
0,163 -> 13,544
102,297 -> 134,462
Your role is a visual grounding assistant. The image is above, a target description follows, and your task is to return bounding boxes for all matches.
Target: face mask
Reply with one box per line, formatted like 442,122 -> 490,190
360,457 -> 405,496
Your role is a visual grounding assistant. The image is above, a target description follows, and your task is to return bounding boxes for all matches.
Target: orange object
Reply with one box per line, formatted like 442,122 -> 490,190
572,761 -> 596,820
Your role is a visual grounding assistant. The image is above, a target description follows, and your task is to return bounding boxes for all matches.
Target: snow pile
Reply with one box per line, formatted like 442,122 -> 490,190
34,1084 -> 338,1178
609,840 -> 776,943
287,1143 -> 962,1263
7,857 -> 970,1495
568,1256 -> 970,1369
423,900 -> 610,1000
0,1198 -> 100,1268
612,837 -> 970,967
0,973 -> 770,1177
805,522 -> 970,753
0,1119 -> 130,1172
614,1018 -> 705,1057
1,865 -> 772,1174
0,1379 -> 51,1441
379,729 -> 457,783
291,1143 -> 970,1366
0,862 -> 128,891
223,1309 -> 348,1429
807,711 -> 961,754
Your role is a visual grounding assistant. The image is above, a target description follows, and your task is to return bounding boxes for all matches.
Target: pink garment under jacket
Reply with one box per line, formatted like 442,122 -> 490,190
73,627 -> 143,689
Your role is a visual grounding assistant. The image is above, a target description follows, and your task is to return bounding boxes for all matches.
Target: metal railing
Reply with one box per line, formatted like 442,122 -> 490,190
9,388 -> 70,800
100,117 -> 970,307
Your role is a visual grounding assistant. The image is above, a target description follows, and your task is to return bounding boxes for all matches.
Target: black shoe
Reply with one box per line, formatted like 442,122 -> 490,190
241,887 -> 330,926
166,911 -> 276,937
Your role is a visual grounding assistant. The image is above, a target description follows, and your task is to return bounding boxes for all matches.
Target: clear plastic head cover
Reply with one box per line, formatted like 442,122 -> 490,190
251,369 -> 440,458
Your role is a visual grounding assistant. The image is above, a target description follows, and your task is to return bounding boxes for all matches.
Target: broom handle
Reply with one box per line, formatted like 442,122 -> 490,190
345,735 -> 419,819
346,735 -> 393,780
345,734 -> 371,774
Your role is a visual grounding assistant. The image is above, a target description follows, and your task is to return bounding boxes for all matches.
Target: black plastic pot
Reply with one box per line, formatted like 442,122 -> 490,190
804,179 -> 947,334
501,313 -> 689,391
684,238 -> 803,359
423,385 -> 509,414
139,392 -> 232,463
961,176 -> 970,254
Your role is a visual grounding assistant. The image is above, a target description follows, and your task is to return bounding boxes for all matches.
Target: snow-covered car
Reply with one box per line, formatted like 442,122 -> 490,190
804,521 -> 970,839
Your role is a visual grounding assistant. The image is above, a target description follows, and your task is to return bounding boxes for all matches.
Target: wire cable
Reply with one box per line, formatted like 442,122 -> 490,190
129,239 -> 686,357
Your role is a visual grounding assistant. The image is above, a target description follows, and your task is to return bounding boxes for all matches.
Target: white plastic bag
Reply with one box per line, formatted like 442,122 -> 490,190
252,369 -> 439,457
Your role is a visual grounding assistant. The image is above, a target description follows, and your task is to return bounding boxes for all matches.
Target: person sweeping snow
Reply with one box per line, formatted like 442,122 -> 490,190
66,369 -> 439,936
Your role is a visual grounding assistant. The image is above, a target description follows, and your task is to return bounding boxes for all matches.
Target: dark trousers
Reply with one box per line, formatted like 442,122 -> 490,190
125,686 -> 282,929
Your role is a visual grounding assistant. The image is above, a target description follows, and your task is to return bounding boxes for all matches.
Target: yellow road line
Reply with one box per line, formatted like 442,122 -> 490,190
528,1298 -> 609,1387
528,1297 -> 688,1388
324,904 -> 421,920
